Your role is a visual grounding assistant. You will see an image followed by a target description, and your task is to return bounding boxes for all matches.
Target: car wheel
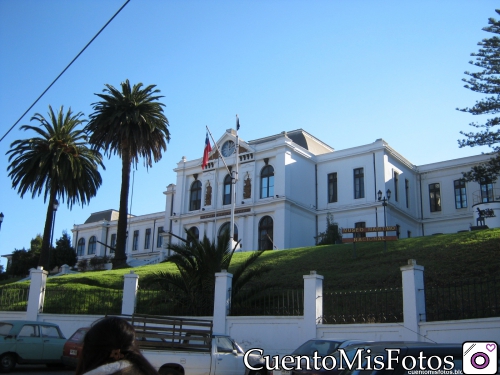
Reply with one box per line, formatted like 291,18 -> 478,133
0,353 -> 16,373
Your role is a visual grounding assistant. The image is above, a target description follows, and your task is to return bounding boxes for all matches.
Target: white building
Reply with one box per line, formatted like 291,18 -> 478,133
72,128 -> 500,263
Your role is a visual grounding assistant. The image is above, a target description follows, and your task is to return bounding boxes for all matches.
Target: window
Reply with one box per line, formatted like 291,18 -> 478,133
132,230 -> 139,251
216,337 -> 235,353
41,325 -> 62,338
218,222 -> 238,242
223,174 -> 232,205
405,179 -> 410,208
157,227 -> 164,248
429,183 -> 441,212
258,216 -> 274,250
260,165 -> 275,198
88,236 -> 96,255
187,226 -> 199,246
407,230 -> 412,238
454,179 -> 467,208
144,228 -> 151,249
394,172 -> 399,202
354,222 -> 366,238
480,179 -> 494,203
77,238 -> 85,256
110,233 -> 116,253
189,180 -> 202,211
353,168 -> 364,199
19,325 -> 39,338
327,173 -> 338,203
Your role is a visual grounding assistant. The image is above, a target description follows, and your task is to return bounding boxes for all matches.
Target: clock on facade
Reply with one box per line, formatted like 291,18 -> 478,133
221,140 -> 236,157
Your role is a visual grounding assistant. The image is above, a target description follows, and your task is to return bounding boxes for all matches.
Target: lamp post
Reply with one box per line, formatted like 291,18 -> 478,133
50,199 -> 59,247
378,189 -> 391,252
0,212 -> 4,231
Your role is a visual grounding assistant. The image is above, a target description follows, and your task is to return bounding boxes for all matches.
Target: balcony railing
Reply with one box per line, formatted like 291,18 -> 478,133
472,188 -> 500,206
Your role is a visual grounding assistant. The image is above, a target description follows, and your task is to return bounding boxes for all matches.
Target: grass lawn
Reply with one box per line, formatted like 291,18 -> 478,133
5,227 -> 496,292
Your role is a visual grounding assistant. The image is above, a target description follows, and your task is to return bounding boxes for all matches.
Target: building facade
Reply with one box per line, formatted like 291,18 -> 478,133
72,128 -> 499,264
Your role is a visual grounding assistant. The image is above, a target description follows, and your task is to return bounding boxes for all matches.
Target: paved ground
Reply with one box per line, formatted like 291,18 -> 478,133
12,365 -> 74,375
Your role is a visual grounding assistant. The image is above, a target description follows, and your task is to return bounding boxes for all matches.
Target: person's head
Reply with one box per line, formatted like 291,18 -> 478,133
76,317 -> 157,375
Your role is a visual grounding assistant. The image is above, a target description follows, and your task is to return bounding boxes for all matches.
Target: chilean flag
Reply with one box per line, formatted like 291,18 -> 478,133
202,132 -> 212,169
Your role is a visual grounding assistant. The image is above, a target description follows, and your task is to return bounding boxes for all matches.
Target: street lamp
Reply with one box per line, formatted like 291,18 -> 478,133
0,212 -> 4,231
50,199 -> 59,247
378,189 -> 391,251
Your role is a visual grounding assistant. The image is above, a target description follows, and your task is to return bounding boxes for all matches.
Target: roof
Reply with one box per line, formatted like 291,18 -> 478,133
248,129 -> 334,155
84,209 -> 132,224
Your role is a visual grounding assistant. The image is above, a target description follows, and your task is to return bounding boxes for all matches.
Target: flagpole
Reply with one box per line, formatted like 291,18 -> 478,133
206,125 -> 231,176
230,115 -> 240,250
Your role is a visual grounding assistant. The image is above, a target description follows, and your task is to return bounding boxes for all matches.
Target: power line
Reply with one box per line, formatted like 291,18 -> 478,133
0,0 -> 131,143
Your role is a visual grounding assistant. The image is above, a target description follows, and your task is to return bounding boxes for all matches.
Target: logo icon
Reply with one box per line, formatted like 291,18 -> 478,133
463,341 -> 498,374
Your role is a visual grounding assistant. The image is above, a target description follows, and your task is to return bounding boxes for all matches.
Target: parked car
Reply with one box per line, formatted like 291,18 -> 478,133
0,320 -> 66,372
291,341 -> 465,375
61,327 -> 89,367
272,339 -> 369,375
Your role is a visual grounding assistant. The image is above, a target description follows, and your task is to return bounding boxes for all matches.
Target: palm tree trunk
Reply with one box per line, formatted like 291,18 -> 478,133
114,144 -> 131,268
39,188 -> 57,271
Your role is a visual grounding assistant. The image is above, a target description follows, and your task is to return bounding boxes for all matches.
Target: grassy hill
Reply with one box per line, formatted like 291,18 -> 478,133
10,227 -> 498,292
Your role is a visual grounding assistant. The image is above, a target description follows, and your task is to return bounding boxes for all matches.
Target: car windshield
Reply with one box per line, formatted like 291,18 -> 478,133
292,340 -> 342,357
0,323 -> 13,336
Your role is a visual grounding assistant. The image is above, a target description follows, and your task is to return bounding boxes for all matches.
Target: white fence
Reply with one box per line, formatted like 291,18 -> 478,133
1,259 -> 499,355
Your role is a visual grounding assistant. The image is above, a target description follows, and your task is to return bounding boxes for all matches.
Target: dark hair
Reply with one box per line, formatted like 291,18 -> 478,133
76,317 -> 159,375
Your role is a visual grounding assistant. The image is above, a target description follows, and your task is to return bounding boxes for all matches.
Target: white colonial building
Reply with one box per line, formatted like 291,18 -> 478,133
72,128 -> 500,264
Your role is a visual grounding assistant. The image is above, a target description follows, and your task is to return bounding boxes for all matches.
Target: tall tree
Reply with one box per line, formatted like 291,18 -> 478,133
86,79 -> 170,268
7,106 -> 104,270
145,230 -> 270,316
49,231 -> 77,270
458,9 -> 500,182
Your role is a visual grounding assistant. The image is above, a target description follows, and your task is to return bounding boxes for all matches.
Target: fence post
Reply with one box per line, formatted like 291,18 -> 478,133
400,259 -> 426,341
213,270 -> 233,334
303,271 -> 323,340
26,266 -> 48,321
122,271 -> 139,316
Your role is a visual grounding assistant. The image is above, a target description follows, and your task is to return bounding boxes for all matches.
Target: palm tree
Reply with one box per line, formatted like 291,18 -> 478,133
145,230 -> 270,316
86,79 -> 170,268
7,105 -> 104,270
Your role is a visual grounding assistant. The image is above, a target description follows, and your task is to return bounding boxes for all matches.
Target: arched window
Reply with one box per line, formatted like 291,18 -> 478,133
189,180 -> 202,211
218,222 -> 238,242
223,174 -> 232,205
77,238 -> 85,256
88,236 -> 97,255
258,216 -> 274,250
187,226 -> 199,246
260,165 -> 274,198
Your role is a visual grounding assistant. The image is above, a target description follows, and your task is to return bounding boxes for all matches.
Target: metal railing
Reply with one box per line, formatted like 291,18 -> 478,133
136,287 -> 214,317
425,276 -> 499,321
0,285 -> 29,311
230,287 -> 304,316
472,188 -> 500,206
43,288 -> 122,315
321,287 -> 403,324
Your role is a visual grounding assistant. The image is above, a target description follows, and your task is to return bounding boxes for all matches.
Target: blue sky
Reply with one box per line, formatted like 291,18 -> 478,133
0,1 -> 498,269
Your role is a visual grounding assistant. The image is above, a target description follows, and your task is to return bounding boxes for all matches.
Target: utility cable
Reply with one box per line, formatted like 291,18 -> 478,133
0,0 -> 130,143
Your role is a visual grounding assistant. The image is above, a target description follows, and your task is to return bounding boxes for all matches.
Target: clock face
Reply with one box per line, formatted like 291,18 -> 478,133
221,140 -> 235,157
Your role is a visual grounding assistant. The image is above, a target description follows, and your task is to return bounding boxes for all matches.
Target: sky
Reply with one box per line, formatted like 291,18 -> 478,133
0,0 -> 498,269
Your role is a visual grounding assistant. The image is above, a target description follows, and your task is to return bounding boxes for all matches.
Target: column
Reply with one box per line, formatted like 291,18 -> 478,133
26,267 -> 48,321
213,270 -> 233,334
303,271 -> 323,340
122,271 -> 139,316
400,259 -> 426,341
